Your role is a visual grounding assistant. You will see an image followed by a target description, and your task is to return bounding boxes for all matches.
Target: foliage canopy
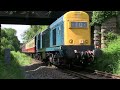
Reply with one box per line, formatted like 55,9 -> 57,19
91,11 -> 119,26
22,25 -> 48,43
1,28 -> 20,53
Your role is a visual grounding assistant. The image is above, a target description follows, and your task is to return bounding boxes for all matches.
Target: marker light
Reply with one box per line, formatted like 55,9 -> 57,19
69,39 -> 73,43
85,40 -> 88,44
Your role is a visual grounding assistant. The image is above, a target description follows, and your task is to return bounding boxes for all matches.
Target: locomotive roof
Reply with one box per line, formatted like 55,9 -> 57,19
50,15 -> 64,29
50,11 -> 88,29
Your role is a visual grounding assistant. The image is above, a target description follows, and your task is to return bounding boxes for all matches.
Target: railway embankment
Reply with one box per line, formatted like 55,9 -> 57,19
89,34 -> 120,75
0,51 -> 32,79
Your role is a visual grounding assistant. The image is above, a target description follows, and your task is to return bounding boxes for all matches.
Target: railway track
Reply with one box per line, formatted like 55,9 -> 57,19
58,67 -> 94,79
63,69 -> 94,79
57,66 -> 120,79
93,70 -> 120,79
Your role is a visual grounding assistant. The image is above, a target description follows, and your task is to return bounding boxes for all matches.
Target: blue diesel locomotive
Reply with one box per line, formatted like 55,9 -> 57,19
22,11 -> 98,68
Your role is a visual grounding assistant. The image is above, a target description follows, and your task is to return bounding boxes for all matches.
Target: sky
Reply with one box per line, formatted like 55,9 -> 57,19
1,24 -> 30,43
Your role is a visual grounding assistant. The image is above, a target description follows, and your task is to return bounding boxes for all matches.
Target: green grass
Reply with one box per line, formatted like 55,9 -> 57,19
0,51 -> 33,79
90,35 -> 120,75
11,51 -> 32,66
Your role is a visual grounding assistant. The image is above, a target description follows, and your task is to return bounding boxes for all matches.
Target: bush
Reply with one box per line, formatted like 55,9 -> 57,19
91,11 -> 119,26
90,35 -> 120,75
106,32 -> 118,43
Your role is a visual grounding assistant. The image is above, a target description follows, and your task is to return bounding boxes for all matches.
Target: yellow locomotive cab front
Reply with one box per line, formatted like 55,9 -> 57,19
63,11 -> 91,46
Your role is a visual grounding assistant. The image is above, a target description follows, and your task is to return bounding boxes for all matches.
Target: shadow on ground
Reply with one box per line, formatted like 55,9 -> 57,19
22,61 -> 50,71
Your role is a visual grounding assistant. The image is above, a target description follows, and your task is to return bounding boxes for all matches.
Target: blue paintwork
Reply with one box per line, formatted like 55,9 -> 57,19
36,32 -> 43,52
50,15 -> 64,48
50,15 -> 64,29
36,15 -> 65,53
40,33 -> 42,49
45,46 -> 61,51
60,23 -> 64,45
56,22 -> 64,46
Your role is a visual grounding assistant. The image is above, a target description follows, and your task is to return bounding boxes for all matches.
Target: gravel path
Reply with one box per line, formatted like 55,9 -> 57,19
22,59 -> 76,79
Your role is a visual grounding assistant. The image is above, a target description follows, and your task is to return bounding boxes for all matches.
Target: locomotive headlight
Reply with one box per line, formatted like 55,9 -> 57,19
74,50 -> 78,53
69,39 -> 73,43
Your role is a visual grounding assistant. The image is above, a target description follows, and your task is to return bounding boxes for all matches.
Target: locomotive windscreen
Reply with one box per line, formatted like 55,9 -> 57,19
70,22 -> 87,28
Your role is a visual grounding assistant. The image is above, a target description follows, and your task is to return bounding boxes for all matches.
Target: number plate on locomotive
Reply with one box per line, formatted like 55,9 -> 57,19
71,22 -> 87,28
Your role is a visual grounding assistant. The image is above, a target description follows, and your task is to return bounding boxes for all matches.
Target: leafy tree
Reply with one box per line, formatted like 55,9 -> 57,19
1,29 -> 7,38
91,11 -> 119,26
1,28 -> 20,52
4,28 -> 16,38
22,25 -> 48,43
1,37 -> 11,51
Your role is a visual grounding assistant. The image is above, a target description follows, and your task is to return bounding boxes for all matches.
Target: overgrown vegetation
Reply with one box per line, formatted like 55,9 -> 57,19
22,25 -> 48,43
1,28 -> 20,52
0,25 -> 47,79
90,33 -> 120,74
89,11 -> 120,74
11,51 -> 32,66
0,27 -> 33,79
91,11 -> 120,26
0,51 -> 32,79
106,32 -> 118,43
